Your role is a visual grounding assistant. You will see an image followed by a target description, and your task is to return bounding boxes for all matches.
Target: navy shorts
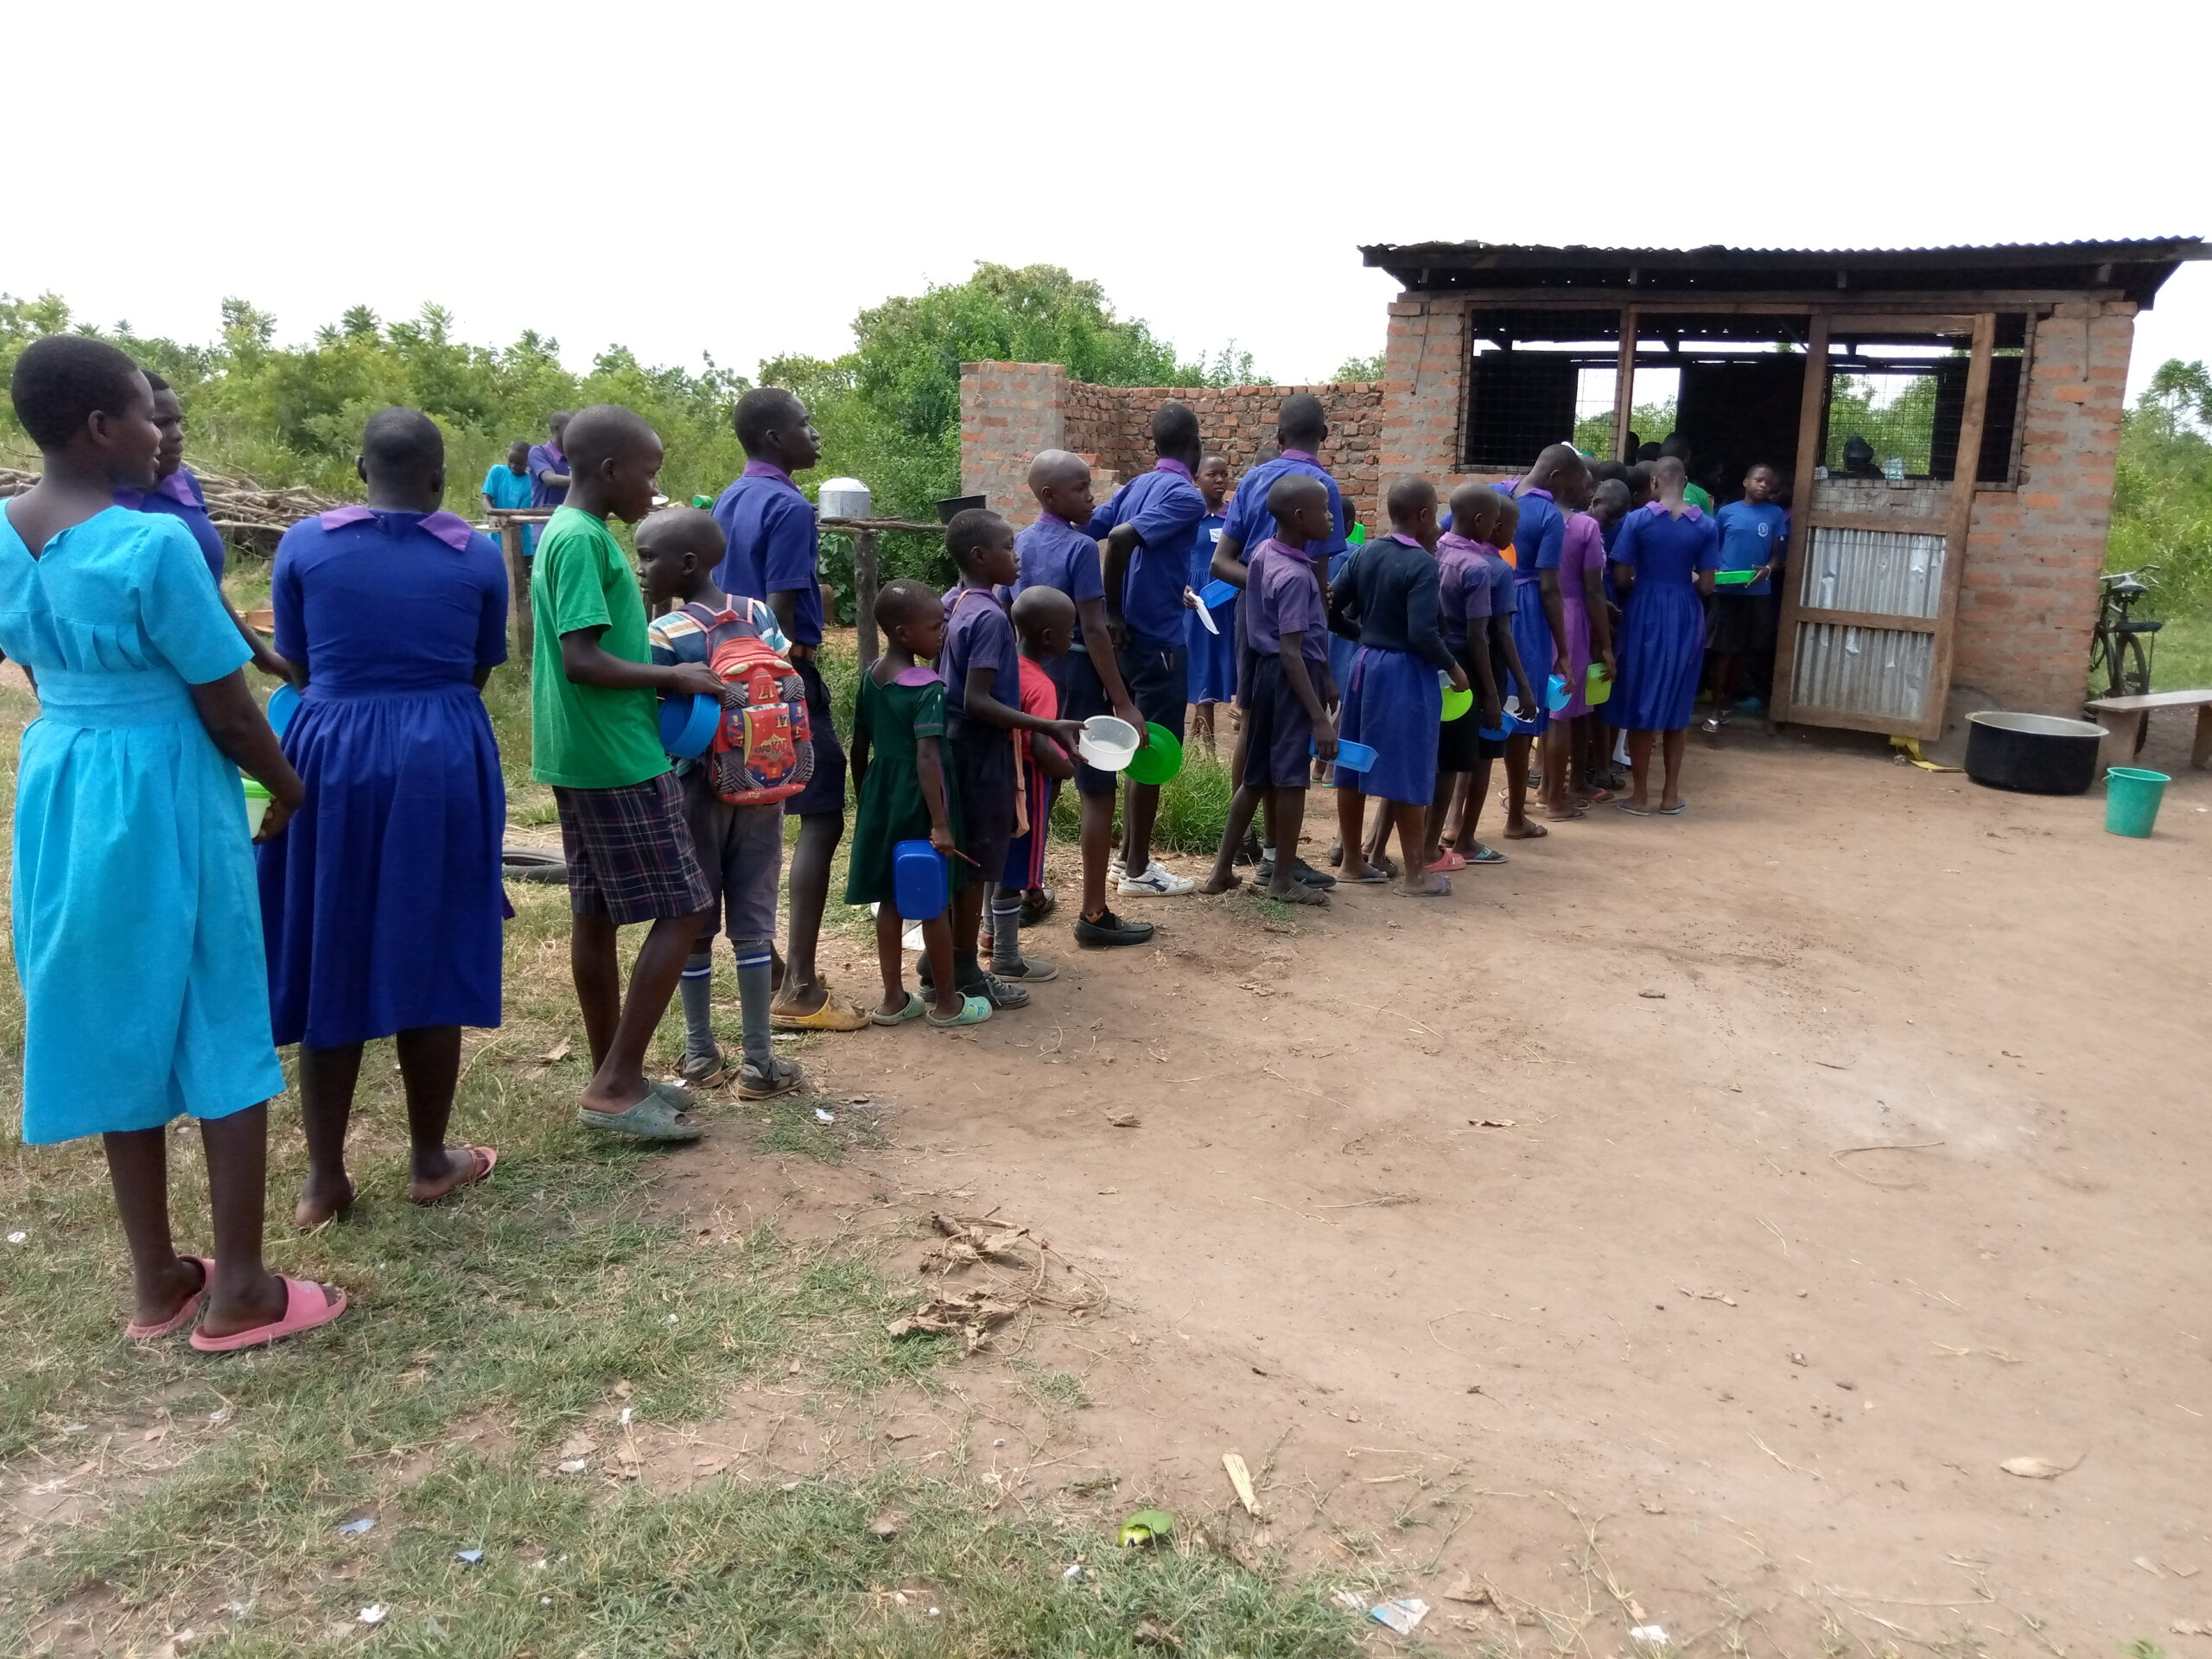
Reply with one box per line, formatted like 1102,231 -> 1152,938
555,772 -> 715,926
678,767 -> 784,943
1054,649 -> 1116,796
785,654 -> 847,817
949,716 -> 1018,885
1118,639 -> 1188,741
1242,652 -> 1317,791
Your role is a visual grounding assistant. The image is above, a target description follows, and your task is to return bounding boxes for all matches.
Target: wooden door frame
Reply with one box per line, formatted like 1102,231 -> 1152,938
1770,308 -> 1996,739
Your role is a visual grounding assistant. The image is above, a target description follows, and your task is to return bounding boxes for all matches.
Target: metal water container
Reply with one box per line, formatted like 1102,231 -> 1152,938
817,477 -> 870,521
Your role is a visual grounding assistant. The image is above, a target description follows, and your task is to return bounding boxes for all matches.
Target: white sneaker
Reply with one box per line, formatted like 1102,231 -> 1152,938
1117,861 -> 1195,897
1108,855 -> 1127,881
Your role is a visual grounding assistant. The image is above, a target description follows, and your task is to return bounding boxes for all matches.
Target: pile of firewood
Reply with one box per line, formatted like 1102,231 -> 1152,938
0,464 -> 348,551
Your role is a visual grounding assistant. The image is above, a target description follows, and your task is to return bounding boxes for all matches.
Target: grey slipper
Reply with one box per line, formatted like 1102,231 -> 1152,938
577,1090 -> 703,1142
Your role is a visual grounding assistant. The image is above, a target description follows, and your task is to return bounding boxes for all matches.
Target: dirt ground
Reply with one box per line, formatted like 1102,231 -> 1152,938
647,711 -> 2212,1655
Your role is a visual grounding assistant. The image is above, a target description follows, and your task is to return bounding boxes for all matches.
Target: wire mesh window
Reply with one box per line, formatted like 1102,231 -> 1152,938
1819,340 -> 2024,484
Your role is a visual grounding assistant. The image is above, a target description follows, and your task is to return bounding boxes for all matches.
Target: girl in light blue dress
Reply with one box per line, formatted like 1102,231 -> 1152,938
1,336 -> 346,1352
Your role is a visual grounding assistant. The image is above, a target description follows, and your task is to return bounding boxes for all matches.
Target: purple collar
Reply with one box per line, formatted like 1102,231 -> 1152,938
1438,531 -> 1492,556
152,468 -> 203,507
1039,511 -> 1079,529
543,442 -> 566,466
741,459 -> 796,486
319,505 -> 476,552
1152,457 -> 1194,482
1280,448 -> 1320,465
892,664 -> 941,688
1516,485 -> 1554,503
1644,499 -> 1704,521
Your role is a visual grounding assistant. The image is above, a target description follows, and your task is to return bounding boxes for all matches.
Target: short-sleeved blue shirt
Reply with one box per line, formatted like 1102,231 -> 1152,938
272,507 -> 508,697
712,461 -> 823,646
115,467 -> 225,582
526,442 -> 569,511
1494,484 -> 1565,582
1611,502 -> 1721,588
1220,449 -> 1348,567
481,463 -> 534,512
1013,513 -> 1109,648
1713,499 -> 1789,596
1093,459 -> 1207,652
939,584 -> 1020,717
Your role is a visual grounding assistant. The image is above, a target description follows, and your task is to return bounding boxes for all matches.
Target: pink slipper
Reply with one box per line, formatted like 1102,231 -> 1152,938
1430,849 -> 1468,873
125,1256 -> 215,1341
189,1276 -> 348,1354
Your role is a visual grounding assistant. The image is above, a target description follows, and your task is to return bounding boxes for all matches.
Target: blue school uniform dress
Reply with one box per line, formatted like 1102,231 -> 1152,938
1219,449 -> 1349,696
115,466 -> 225,582
1611,503 -> 1720,733
711,460 -> 845,815
257,508 -> 508,1047
0,504 -> 282,1142
1495,484 -> 1565,735
1331,532 -> 1456,806
1092,458 -> 1206,741
481,461 -> 537,556
1185,509 -> 1235,703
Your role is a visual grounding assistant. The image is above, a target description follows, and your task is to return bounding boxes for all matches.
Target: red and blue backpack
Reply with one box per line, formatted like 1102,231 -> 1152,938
679,600 -> 814,807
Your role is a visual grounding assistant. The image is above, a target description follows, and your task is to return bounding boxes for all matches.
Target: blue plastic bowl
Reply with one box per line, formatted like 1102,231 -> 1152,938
892,839 -> 949,920
1321,738 -> 1376,772
1198,578 -> 1239,609
265,683 -> 301,737
659,693 -> 721,760
1546,673 -> 1572,713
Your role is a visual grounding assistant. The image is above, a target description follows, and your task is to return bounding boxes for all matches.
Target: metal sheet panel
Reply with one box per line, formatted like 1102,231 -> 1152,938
1800,526 -> 1947,620
1789,622 -> 1933,724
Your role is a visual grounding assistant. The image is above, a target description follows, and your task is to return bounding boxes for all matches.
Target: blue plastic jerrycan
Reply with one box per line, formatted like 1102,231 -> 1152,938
892,840 -> 949,921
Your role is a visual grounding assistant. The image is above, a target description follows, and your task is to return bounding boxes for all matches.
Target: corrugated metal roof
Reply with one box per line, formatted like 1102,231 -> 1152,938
1360,238 -> 2209,305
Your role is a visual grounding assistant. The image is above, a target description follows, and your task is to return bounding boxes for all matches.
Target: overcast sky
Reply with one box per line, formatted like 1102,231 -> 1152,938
15,1 -> 2206,402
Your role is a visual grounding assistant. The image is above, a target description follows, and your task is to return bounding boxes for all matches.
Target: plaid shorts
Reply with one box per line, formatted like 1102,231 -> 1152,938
553,772 -> 715,925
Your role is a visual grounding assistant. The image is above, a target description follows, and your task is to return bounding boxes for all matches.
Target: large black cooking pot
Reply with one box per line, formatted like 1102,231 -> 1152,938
1964,711 -> 2107,795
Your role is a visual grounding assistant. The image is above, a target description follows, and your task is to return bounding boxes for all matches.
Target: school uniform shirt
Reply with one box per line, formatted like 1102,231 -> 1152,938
1435,532 -> 1496,651
712,460 -> 823,647
1218,448 -> 1349,567
1495,485 -> 1566,584
1012,512 -> 1109,647
1092,458 -> 1206,652
1713,499 -> 1789,596
938,584 -> 1020,720
1329,533 -> 1456,671
115,466 -> 225,582
1244,538 -> 1330,668
529,505 -> 668,789
526,441 -> 569,510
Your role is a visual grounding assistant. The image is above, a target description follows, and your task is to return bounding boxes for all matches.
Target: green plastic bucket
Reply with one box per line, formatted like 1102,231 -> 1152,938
2104,766 -> 2170,838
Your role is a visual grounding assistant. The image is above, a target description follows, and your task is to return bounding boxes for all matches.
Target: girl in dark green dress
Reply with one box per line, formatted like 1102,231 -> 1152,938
847,581 -> 990,1028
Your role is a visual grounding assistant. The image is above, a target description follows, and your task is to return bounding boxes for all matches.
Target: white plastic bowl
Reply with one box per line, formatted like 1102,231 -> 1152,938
1077,715 -> 1139,772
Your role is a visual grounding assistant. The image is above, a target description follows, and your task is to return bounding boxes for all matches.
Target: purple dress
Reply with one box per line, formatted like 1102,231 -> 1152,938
1557,512 -> 1604,717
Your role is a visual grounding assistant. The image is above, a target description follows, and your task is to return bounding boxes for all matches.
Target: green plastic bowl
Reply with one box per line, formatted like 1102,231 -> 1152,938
1124,722 -> 1185,786
1440,683 -> 1474,721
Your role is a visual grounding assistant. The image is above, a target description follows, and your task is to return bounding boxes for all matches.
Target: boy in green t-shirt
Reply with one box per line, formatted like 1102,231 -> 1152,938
530,404 -> 724,1143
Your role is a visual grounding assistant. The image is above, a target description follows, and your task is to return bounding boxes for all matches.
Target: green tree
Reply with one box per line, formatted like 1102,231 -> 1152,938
1333,351 -> 1387,381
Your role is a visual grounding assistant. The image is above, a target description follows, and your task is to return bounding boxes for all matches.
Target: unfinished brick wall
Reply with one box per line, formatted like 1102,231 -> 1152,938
961,365 -> 1385,526
1952,301 -> 2136,715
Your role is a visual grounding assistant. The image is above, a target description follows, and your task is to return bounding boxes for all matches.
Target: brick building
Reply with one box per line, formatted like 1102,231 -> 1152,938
961,238 -> 2206,737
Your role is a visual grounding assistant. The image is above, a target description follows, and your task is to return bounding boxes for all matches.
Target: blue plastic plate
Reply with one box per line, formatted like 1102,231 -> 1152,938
659,693 -> 721,759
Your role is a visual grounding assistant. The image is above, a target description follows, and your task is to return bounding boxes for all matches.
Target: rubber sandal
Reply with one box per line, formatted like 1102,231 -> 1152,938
737,1056 -> 805,1100
189,1276 -> 348,1354
409,1146 -> 498,1206
1465,843 -> 1508,864
1430,849 -> 1468,873
1659,799 -> 1689,815
770,993 -> 870,1033
1617,801 -> 1654,817
1395,877 -> 1453,898
926,994 -> 993,1028
577,1090 -> 703,1142
1338,868 -> 1389,885
126,1256 -> 215,1341
870,990 -> 927,1027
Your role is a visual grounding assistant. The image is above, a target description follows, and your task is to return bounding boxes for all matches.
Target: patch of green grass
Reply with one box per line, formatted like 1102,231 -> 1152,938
2150,607 -> 2212,692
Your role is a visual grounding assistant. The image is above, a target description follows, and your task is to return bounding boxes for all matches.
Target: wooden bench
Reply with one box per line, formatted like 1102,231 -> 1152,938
2086,690 -> 2212,772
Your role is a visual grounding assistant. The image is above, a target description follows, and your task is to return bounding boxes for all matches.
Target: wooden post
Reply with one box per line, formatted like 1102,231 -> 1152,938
1769,311 -> 1831,727
502,518 -> 532,668
854,528 -> 881,669
1611,305 -> 1639,461
1920,312 -> 1997,738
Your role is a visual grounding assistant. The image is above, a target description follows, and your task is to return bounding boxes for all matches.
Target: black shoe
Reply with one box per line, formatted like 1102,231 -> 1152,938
1019,886 -> 1058,927
1233,831 -> 1262,868
960,970 -> 1031,1009
1288,855 -> 1337,889
1074,907 -> 1154,948
993,954 -> 1059,982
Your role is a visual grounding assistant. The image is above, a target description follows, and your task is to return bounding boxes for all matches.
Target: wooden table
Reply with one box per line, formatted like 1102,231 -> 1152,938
2086,690 -> 2212,772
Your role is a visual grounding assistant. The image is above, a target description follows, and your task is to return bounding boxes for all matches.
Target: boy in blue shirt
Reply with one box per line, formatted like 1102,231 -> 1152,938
1097,402 -> 1208,899
711,387 -> 867,1031
482,439 -> 537,556
1703,462 -> 1789,733
528,414 -> 570,511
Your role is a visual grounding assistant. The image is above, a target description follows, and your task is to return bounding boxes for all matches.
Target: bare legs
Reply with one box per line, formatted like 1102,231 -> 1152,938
294,1027 -> 474,1227
572,909 -> 710,1116
1501,733 -> 1541,838
1622,728 -> 1688,813
772,811 -> 842,1017
874,904 -> 961,1020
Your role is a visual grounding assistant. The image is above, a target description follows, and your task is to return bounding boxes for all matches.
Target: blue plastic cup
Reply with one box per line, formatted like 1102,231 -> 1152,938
1546,673 -> 1571,713
892,839 -> 949,920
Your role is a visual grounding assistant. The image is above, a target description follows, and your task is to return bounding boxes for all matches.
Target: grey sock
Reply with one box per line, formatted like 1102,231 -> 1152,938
733,939 -> 775,1071
679,950 -> 716,1057
989,888 -> 1025,973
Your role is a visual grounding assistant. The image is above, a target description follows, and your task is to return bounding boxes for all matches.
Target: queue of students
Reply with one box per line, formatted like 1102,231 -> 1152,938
3,339 -> 1785,1352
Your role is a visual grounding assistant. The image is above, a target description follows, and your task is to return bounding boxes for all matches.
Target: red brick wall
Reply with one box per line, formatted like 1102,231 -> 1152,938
1953,300 -> 2135,715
